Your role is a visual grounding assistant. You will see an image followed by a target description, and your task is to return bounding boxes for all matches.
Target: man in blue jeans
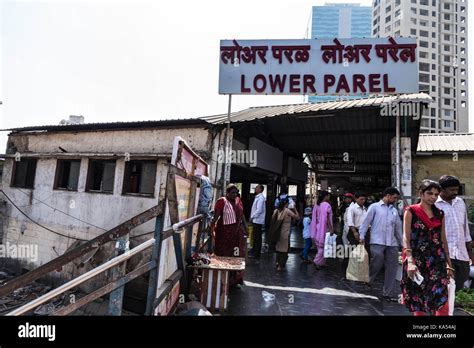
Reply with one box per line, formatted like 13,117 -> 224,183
359,187 -> 403,303
300,207 -> 313,263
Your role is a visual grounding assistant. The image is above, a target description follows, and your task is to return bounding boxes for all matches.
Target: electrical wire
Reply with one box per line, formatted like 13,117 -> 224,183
0,189 -> 88,241
13,187 -> 107,231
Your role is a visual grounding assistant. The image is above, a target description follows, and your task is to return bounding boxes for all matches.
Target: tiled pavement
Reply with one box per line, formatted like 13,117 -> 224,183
226,226 -> 467,316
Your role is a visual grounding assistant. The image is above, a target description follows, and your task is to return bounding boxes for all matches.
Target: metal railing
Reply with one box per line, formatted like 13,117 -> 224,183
1,199 -> 207,316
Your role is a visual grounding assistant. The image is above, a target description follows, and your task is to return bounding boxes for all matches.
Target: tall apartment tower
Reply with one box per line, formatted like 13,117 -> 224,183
309,3 -> 372,103
372,0 -> 469,133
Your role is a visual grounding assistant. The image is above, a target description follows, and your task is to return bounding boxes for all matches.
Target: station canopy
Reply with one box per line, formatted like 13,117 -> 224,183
202,93 -> 432,190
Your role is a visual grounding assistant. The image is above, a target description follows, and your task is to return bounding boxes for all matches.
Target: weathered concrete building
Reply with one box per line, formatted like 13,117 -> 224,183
0,93 -> 432,278
0,119 -> 227,273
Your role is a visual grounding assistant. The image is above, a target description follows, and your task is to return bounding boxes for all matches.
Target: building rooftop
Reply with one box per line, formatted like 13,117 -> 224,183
417,133 -> 474,152
2,118 -> 209,134
201,93 -> 432,124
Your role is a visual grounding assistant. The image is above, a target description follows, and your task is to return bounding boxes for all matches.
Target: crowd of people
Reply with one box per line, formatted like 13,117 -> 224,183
210,175 -> 473,316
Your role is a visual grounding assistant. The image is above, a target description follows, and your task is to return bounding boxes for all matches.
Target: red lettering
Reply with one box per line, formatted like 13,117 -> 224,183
369,74 -> 381,93
269,74 -> 287,93
241,75 -> 251,93
383,74 -> 396,92
335,75 -> 350,93
289,74 -> 301,93
253,74 -> 267,93
303,75 -> 316,94
324,75 -> 336,93
353,74 -> 366,93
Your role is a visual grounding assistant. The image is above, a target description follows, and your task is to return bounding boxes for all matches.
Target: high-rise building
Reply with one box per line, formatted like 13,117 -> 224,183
372,0 -> 469,133
309,3 -> 372,103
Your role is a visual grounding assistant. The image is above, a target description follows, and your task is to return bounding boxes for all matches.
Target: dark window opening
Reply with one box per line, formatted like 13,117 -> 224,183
123,161 -> 157,196
86,160 -> 116,193
12,159 -> 37,189
54,160 -> 80,190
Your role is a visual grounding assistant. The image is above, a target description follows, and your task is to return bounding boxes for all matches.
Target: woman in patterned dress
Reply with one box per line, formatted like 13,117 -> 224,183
211,184 -> 246,286
401,180 -> 455,316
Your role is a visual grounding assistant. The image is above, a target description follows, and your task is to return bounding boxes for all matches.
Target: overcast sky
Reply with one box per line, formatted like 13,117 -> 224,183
0,0 -> 472,150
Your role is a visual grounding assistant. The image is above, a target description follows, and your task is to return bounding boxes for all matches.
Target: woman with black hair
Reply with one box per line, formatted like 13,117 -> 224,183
310,191 -> 334,269
401,180 -> 455,316
211,184 -> 246,286
268,197 -> 300,271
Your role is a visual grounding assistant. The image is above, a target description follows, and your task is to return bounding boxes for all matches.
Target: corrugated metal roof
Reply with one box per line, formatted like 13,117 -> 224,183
201,93 -> 432,124
3,118 -> 209,133
417,133 -> 474,152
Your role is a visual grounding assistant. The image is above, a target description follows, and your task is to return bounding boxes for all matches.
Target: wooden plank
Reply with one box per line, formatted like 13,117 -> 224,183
172,232 -> 187,293
224,271 -> 229,310
168,164 -> 200,185
219,270 -> 226,310
211,268 -> 218,311
166,173 -> 180,225
145,214 -> 164,315
200,269 -> 206,305
0,201 -> 164,298
107,236 -> 129,315
206,270 -> 213,308
53,261 -> 156,316
186,179 -> 198,258
153,270 -> 183,309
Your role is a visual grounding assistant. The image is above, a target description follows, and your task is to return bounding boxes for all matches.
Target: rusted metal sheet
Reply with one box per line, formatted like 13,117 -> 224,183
0,201 -> 164,298
200,93 -> 432,124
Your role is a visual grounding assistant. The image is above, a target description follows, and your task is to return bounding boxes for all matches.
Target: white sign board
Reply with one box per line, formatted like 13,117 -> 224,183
219,38 -> 418,95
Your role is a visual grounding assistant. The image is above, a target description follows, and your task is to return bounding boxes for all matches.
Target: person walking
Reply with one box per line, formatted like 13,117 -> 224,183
268,197 -> 300,271
339,193 -> 354,244
401,180 -> 454,316
341,192 -> 367,280
359,187 -> 402,302
435,175 -> 473,292
300,207 -> 313,263
211,184 -> 246,286
249,184 -> 266,258
310,191 -> 334,270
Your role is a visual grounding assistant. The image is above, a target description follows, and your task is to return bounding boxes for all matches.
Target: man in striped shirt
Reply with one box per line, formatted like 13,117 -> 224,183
435,175 -> 473,291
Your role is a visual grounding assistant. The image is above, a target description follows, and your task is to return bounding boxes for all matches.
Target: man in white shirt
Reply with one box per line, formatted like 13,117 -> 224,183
250,184 -> 266,258
435,175 -> 473,291
346,193 -> 368,245
341,192 -> 367,280
339,193 -> 354,245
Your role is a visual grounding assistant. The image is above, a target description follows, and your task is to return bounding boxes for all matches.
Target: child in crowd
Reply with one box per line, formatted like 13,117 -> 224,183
300,207 -> 313,263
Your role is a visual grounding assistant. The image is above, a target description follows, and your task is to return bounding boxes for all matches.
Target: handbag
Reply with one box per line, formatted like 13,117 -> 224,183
267,210 -> 284,246
346,245 -> 369,283
324,232 -> 337,258
448,277 -> 456,316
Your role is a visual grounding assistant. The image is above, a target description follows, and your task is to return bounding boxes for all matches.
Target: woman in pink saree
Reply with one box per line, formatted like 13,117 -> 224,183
310,191 -> 334,269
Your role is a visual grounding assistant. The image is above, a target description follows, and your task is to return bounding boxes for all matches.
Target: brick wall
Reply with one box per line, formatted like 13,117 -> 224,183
412,154 -> 474,195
